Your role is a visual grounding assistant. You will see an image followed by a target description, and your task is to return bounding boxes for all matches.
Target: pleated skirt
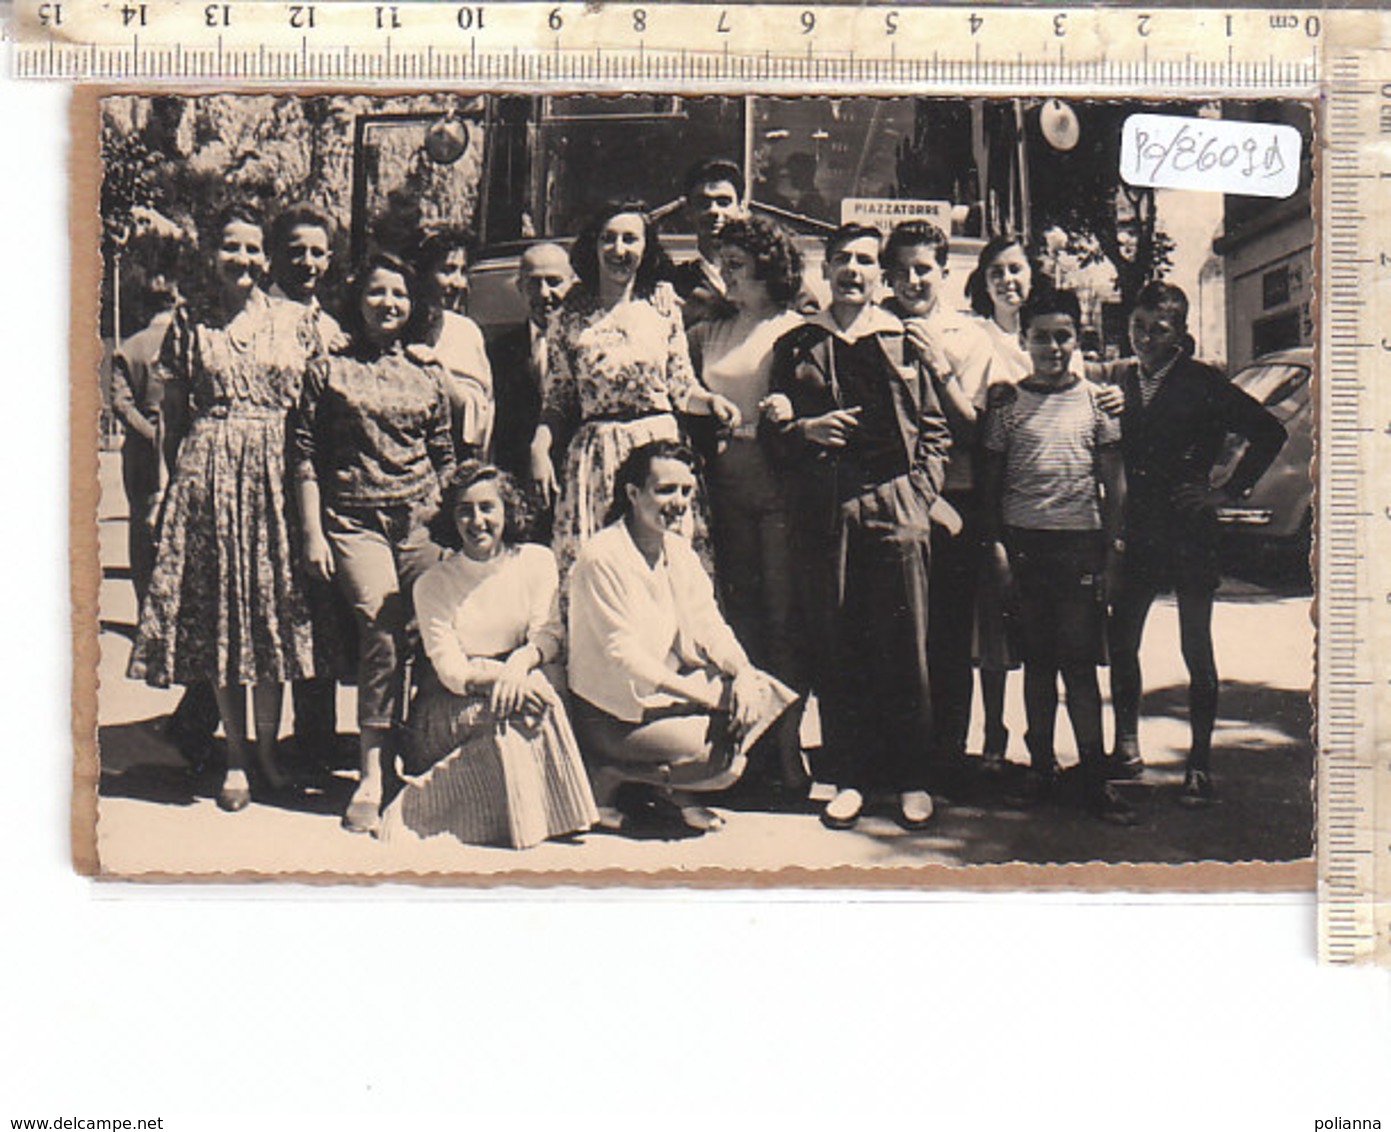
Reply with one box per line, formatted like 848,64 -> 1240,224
381,682 -> 599,850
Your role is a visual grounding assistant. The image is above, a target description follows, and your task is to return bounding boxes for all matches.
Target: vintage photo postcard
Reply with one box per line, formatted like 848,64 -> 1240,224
74,90 -> 1316,885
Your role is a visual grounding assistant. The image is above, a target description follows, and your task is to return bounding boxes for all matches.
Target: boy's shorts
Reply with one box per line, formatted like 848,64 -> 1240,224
1003,527 -> 1107,667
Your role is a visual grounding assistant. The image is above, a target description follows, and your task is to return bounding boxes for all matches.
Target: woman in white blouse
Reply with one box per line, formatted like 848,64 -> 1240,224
687,215 -> 809,799
379,462 -> 597,848
567,440 -> 795,835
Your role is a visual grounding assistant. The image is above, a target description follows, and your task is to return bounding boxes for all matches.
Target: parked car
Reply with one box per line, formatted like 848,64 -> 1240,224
1212,346 -> 1313,573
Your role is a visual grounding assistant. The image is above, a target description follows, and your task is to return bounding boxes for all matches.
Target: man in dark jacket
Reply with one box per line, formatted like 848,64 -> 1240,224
1096,281 -> 1287,805
488,241 -> 575,540
667,157 -> 746,329
764,223 -> 952,832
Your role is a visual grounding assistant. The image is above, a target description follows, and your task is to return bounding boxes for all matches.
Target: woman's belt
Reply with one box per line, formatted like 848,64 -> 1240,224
583,408 -> 672,424
198,403 -> 287,420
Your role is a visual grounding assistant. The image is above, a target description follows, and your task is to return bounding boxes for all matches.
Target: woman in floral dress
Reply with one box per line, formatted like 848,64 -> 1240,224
129,203 -> 324,813
527,201 -> 739,586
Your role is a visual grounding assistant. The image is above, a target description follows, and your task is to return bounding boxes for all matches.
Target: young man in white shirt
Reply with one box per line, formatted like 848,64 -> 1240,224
881,220 -> 996,787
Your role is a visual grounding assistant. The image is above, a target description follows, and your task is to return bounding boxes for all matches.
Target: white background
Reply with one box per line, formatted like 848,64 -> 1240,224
1,79 -> 1388,1129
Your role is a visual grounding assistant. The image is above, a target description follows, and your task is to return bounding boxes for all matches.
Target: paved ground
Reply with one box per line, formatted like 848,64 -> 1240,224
90,452 -> 1314,879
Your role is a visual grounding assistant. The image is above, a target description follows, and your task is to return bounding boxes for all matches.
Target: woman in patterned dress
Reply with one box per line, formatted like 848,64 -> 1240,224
128,203 -> 323,813
380,462 -> 598,848
527,201 -> 739,586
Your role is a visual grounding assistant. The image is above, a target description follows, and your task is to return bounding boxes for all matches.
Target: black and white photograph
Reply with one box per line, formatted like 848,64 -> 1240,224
86,91 -> 1316,879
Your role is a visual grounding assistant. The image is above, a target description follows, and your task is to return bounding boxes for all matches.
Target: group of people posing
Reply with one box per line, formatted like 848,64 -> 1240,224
111,156 -> 1288,846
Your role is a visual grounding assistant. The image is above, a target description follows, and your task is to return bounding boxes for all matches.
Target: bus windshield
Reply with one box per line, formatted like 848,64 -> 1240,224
477,95 -> 977,248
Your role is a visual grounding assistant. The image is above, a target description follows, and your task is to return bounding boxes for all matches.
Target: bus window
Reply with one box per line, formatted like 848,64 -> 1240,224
537,96 -> 743,237
751,98 -> 980,234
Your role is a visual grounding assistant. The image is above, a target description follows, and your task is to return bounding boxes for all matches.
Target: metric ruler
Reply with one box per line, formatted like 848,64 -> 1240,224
1320,37 -> 1391,967
6,2 -> 1330,90
7,1 -> 1391,962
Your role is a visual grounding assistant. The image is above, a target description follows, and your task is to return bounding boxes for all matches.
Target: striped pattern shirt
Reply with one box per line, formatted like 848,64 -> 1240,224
984,377 -> 1121,531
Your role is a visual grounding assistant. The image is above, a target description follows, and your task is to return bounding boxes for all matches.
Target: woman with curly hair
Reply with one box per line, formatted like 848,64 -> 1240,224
688,214 -> 809,796
293,250 -> 456,833
380,461 -> 598,848
528,201 -> 739,586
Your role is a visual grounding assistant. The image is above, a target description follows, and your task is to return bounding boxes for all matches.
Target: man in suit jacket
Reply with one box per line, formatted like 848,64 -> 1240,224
488,242 -> 576,539
1095,281 -> 1286,805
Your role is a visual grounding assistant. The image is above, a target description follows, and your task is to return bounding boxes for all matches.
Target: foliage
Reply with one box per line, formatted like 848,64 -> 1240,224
1027,100 -> 1184,305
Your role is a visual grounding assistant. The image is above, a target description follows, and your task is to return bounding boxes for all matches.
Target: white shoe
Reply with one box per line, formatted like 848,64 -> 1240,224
821,788 -> 864,830
898,790 -> 934,829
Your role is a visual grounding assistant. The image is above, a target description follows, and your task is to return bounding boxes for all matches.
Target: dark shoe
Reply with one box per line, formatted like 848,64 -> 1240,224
641,793 -> 715,839
982,726 -> 1009,763
216,778 -> 251,813
1107,736 -> 1146,780
1178,768 -> 1217,808
820,788 -> 864,830
1086,779 -> 1138,826
1007,761 -> 1060,807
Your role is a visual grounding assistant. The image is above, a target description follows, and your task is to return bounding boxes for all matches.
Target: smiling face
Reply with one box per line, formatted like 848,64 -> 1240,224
517,243 -> 575,327
432,248 -> 470,314
887,243 -> 947,317
1129,304 -> 1186,373
985,243 -> 1033,319
454,477 -> 507,561
215,220 -> 267,301
688,179 -> 744,246
626,456 -> 697,542
823,234 -> 882,312
1022,312 -> 1078,382
716,243 -> 770,312
359,266 -> 413,346
597,212 -> 647,291
277,223 -> 331,302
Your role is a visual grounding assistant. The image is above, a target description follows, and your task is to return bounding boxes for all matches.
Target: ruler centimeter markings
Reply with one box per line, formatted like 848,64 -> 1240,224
6,2 -> 1330,90
5,0 -> 1391,962
1321,35 -> 1391,967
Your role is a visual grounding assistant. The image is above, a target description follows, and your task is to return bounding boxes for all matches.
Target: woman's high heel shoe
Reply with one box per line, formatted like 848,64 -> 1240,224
216,771 -> 251,813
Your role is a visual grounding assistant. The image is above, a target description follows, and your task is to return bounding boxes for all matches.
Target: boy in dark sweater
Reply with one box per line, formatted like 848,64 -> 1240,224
1094,282 -> 1286,805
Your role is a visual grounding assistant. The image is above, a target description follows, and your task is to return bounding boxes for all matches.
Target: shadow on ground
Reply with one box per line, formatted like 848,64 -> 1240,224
792,679 -> 1314,867
98,717 -> 362,819
96,682 -> 1314,868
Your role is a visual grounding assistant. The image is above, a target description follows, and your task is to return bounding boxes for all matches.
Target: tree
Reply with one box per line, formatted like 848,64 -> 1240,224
1026,100 -> 1185,307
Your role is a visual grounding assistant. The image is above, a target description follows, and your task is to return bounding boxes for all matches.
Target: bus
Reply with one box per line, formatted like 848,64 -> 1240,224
395,95 -> 1003,335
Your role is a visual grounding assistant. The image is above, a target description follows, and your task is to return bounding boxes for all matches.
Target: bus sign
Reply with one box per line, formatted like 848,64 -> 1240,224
839,198 -> 953,235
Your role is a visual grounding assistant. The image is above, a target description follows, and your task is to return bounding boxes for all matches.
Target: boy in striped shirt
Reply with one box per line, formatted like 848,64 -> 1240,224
981,289 -> 1133,824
